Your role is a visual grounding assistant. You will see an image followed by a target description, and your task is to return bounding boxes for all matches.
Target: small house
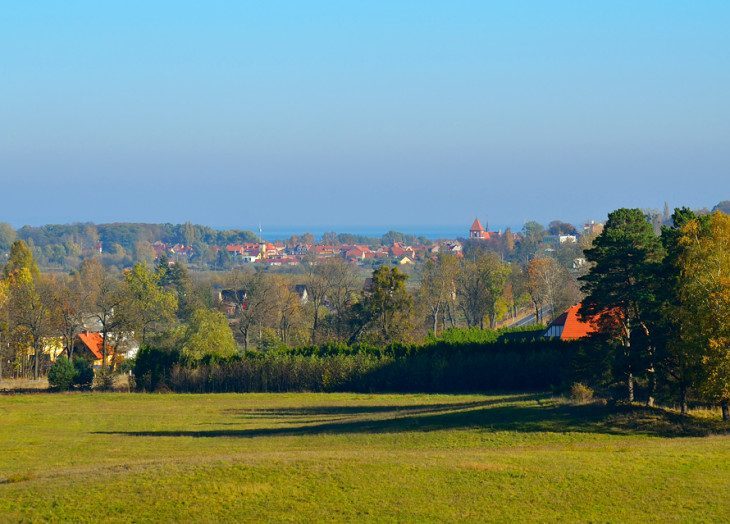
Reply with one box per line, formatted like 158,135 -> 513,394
73,332 -> 114,367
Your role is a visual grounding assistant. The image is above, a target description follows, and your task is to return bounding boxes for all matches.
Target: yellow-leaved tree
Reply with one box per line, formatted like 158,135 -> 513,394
0,279 -> 9,378
181,308 -> 238,362
678,211 -> 730,420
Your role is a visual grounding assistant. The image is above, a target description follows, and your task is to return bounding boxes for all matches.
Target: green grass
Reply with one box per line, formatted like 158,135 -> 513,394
0,392 -> 728,522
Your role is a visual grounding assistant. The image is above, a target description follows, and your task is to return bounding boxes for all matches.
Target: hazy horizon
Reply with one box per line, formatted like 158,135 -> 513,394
4,222 -> 523,241
2,2 -> 728,227
2,205 -> 726,233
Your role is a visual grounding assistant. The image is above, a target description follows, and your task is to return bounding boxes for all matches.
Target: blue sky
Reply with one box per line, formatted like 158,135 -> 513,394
1,1 -> 729,230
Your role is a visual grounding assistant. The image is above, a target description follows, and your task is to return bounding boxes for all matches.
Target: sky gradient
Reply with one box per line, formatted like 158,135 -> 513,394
1,1 -> 729,230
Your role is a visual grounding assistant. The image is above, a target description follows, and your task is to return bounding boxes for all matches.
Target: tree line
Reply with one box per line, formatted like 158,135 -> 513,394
2,206 -> 727,420
0,222 -> 259,270
0,219 -> 590,272
136,207 -> 730,418
0,245 -> 235,381
580,208 -> 730,418
0,237 -> 580,380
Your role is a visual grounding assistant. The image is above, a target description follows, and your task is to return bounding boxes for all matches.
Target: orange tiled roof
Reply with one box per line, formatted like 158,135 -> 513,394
77,332 -> 108,359
550,304 -> 599,340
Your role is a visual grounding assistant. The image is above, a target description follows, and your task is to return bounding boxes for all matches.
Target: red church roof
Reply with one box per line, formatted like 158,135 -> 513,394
470,218 -> 485,232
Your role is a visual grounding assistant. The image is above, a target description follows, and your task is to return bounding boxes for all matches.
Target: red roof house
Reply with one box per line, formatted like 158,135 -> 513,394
77,332 -> 105,359
389,243 -> 415,258
545,304 -> 607,340
313,245 -> 338,257
74,331 -> 114,365
345,246 -> 370,261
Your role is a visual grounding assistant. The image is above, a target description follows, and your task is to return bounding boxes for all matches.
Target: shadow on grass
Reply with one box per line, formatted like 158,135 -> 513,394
96,395 -> 728,440
221,396 -> 537,419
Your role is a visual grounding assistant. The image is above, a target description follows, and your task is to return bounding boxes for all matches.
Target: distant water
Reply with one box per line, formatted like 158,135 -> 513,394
242,225 -> 518,242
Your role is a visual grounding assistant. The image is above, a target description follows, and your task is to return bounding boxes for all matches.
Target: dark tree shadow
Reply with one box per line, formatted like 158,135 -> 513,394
95,395 -> 727,440
221,395 -> 540,418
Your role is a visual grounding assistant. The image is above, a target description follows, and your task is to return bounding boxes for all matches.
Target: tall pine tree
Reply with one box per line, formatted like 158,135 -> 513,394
580,208 -> 663,403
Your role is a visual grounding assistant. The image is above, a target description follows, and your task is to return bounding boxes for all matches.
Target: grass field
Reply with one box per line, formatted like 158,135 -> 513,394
0,392 -> 728,522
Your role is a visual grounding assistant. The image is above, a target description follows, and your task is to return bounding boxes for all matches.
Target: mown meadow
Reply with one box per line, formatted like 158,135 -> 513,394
1,392 -> 728,522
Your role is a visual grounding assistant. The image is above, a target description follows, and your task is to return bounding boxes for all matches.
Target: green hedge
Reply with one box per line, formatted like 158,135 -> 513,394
136,339 -> 600,394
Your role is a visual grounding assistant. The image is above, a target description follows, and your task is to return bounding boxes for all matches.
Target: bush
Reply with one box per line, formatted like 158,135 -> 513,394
48,358 -> 76,391
73,358 -> 94,389
133,346 -> 181,391
94,368 -> 116,391
570,382 -> 594,403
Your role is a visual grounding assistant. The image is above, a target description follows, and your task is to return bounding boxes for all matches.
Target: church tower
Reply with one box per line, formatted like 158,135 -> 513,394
469,218 -> 487,239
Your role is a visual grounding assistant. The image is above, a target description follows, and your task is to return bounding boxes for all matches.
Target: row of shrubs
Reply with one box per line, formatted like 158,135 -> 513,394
45,325 -> 677,404
275,325 -> 548,359
132,334 -> 601,394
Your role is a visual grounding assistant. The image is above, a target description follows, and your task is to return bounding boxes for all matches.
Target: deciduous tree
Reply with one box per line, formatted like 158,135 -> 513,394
43,273 -> 87,360
526,257 -> 578,323
233,271 -> 277,350
0,279 -> 9,378
317,258 -> 358,341
123,263 -> 178,344
3,240 -> 39,280
418,254 -> 458,334
676,212 -> 730,419
548,220 -> 577,236
181,308 -> 237,361
6,268 -> 49,379
81,259 -> 129,369
457,253 -> 510,329
0,223 -> 16,254
303,257 -> 354,343
516,221 -> 546,262
267,275 -> 304,346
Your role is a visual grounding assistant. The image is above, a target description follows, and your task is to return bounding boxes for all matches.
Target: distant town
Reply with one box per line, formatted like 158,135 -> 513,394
1,216 -> 613,272
0,200 -> 726,378
192,217 -> 602,269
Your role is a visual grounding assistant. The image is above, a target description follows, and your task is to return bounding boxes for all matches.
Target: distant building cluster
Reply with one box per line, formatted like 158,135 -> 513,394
130,218 -> 604,269
220,240 -> 429,267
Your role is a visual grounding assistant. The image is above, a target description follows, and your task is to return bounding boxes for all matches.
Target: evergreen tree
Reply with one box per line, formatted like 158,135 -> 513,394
658,208 -> 702,413
580,208 -> 664,403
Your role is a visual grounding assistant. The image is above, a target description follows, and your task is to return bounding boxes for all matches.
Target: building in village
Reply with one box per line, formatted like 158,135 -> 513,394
544,304 -> 619,341
469,218 -> 500,241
